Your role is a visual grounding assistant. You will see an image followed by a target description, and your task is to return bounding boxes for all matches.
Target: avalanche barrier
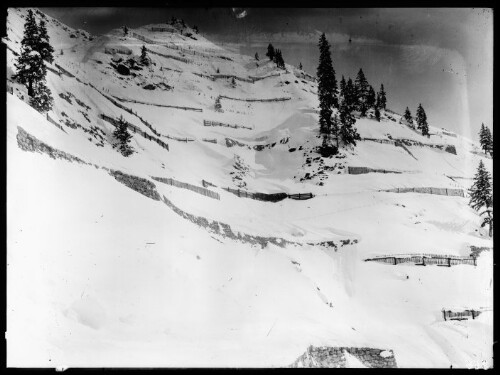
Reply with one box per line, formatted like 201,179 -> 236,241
151,176 -> 220,200
381,187 -> 465,197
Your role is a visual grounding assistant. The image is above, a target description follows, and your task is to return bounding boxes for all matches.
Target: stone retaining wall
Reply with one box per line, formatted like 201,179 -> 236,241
290,345 -> 397,368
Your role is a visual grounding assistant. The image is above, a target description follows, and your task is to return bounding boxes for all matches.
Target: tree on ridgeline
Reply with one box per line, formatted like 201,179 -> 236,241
404,106 -> 413,126
355,68 -> 369,115
123,25 -> 128,36
140,45 -> 149,66
375,107 -> 381,122
376,84 -> 387,110
274,49 -> 285,69
416,103 -> 429,136
316,32 -> 338,149
255,52 -> 259,60
299,62 -> 303,70
266,43 -> 275,61
469,160 -> 493,237
193,25 -> 199,33
38,19 -> 54,63
479,123 -> 493,155
113,116 -> 134,157
14,9 -> 53,113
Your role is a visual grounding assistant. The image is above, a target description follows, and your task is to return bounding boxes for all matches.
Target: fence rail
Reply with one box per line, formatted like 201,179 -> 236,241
203,120 -> 252,130
202,138 -> 217,144
113,95 -> 202,112
104,47 -> 132,55
288,193 -> 314,200
381,187 -> 465,197
46,113 -> 67,133
151,176 -> 220,200
365,254 -> 476,267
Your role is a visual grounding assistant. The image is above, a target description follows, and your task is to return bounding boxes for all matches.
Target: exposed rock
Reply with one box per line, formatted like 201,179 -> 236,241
116,63 -> 130,75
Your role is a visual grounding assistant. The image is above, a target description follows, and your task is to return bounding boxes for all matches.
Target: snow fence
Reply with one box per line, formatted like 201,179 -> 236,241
151,176 -> 220,200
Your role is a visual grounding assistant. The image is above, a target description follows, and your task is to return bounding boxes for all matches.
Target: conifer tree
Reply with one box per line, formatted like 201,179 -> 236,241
469,160 -> 493,236
404,106 -> 413,125
366,85 -> 376,109
193,25 -> 199,33
416,103 -> 429,135
345,78 -> 355,108
338,99 -> 361,146
231,77 -> 236,87
140,45 -> 149,65
14,9 -> 45,97
266,43 -> 275,61
339,76 -> 346,103
113,116 -> 134,157
255,52 -> 259,60
479,123 -> 493,155
123,25 -> 128,36
29,79 -> 53,113
377,84 -> 387,110
374,107 -> 381,122
299,62 -> 303,70
316,33 -> 338,137
38,19 -> 54,63
355,68 -> 369,113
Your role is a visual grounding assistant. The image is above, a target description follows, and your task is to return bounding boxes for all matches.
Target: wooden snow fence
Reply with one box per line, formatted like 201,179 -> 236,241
222,187 -> 288,202
55,63 -> 75,78
219,95 -> 292,103
151,176 -> 220,200
203,120 -> 252,130
202,138 -> 217,144
147,49 -> 193,64
99,114 -> 169,151
113,96 -> 202,112
46,113 -> 67,132
213,74 -> 254,83
150,26 -> 176,32
348,166 -> 402,175
442,309 -> 481,321
365,254 -> 476,267
163,134 -> 195,142
46,64 -> 61,76
382,187 -> 465,197
287,193 -> 314,200
248,73 -> 281,82
104,47 -> 132,55
441,129 -> 457,138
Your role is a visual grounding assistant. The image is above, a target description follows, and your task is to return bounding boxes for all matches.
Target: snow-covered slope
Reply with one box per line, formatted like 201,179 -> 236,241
6,8 -> 493,368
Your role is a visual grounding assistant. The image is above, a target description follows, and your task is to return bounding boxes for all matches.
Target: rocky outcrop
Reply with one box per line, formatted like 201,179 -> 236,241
108,170 -> 161,201
290,345 -> 397,368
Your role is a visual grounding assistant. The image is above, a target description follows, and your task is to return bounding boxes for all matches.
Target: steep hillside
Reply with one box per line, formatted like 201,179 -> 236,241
6,8 -> 493,368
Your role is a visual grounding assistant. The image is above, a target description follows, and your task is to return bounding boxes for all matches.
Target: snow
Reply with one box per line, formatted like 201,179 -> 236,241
6,7 -> 493,368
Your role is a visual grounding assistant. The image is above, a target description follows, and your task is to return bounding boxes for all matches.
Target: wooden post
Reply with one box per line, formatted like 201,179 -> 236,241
393,257 -> 397,265
422,257 -> 426,266
448,257 -> 451,267
473,257 -> 477,266
443,310 -> 447,321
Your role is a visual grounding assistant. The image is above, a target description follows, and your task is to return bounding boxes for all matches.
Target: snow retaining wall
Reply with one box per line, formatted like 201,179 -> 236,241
290,345 -> 397,368
348,166 -> 402,175
109,170 -> 161,201
365,254 -> 476,267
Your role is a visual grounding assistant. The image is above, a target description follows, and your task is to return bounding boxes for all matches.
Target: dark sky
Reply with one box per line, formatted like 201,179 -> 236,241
39,7 -> 493,138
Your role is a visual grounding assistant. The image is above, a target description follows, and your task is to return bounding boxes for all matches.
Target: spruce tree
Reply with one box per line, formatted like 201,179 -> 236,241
416,103 -> 428,135
469,160 -> 493,236
338,99 -> 360,146
377,84 -> 387,110
374,107 -> 381,122
123,25 -> 128,36
299,62 -> 303,70
404,106 -> 413,125
266,43 -> 275,61
29,79 -> 53,113
366,85 -> 376,109
113,116 -> 134,157
38,19 -> 54,63
193,25 -> 199,33
479,123 -> 493,155
316,33 -> 338,137
339,76 -> 346,104
355,68 -> 369,114
14,9 -> 45,97
140,45 -> 149,65
345,78 -> 355,108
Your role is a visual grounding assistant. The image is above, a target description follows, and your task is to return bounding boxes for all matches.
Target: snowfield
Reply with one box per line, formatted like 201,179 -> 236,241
6,7 -> 493,368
